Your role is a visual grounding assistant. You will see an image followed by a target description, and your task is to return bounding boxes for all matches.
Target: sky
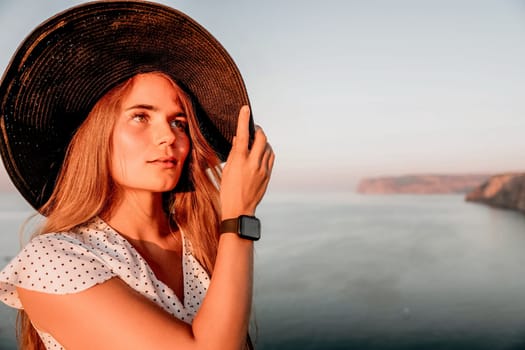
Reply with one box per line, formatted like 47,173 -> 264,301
0,0 -> 524,192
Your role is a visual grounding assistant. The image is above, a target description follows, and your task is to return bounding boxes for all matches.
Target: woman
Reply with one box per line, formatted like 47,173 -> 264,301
0,2 -> 274,350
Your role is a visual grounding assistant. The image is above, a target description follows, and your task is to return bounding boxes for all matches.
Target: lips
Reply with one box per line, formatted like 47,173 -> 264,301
148,157 -> 177,168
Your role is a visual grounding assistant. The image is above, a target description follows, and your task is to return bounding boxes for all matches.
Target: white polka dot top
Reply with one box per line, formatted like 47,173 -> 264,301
0,217 -> 210,349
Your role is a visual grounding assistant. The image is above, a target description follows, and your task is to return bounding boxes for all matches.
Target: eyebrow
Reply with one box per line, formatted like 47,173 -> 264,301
125,104 -> 186,116
125,104 -> 158,112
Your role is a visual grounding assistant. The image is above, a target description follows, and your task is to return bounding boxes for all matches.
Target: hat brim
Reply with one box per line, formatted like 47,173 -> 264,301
0,1 -> 252,211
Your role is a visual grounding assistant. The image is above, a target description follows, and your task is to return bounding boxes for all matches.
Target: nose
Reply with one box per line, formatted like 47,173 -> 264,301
155,121 -> 176,146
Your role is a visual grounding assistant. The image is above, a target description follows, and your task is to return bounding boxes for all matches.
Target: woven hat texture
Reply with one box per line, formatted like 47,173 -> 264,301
0,1 -> 251,211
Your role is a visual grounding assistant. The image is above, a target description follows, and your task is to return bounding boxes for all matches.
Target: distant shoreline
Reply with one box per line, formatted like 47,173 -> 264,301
466,173 -> 525,214
357,174 -> 492,195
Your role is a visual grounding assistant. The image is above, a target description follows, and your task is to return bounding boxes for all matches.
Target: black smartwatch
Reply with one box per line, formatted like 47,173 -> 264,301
220,215 -> 261,241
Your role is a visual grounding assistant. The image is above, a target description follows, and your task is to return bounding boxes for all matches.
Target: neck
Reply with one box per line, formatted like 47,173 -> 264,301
102,188 -> 172,243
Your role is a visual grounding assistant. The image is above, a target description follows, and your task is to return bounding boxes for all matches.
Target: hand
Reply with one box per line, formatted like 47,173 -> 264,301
220,105 -> 275,219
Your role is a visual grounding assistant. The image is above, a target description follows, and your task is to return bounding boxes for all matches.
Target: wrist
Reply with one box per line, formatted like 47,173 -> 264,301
221,210 -> 255,221
219,215 -> 261,241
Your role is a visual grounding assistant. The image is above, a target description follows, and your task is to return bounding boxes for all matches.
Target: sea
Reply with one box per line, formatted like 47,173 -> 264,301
1,191 -> 525,350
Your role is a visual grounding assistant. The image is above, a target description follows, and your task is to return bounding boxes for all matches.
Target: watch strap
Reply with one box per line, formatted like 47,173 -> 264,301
220,218 -> 239,234
219,215 -> 261,241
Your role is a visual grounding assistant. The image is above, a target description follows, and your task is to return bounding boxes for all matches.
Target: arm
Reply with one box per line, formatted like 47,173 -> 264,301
17,106 -> 274,350
194,105 -> 274,347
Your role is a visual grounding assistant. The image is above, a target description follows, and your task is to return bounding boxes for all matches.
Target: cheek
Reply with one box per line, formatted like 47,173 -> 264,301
109,140 -> 129,182
112,123 -> 148,160
177,134 -> 191,160
110,126 -> 143,179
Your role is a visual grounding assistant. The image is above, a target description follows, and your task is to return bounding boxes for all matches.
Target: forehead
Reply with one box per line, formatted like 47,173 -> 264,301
122,73 -> 187,109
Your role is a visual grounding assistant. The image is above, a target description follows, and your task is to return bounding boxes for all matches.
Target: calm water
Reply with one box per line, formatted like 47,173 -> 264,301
1,191 -> 525,349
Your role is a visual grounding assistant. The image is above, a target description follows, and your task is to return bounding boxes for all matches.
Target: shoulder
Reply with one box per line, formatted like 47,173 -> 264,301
0,218 -> 119,307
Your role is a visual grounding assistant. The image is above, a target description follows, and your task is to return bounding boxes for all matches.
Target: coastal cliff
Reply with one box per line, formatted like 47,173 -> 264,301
465,173 -> 525,213
357,174 -> 491,194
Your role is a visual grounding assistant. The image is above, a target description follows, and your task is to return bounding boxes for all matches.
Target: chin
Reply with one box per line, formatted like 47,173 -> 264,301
148,182 -> 179,193
156,180 -> 182,193
114,174 -> 182,194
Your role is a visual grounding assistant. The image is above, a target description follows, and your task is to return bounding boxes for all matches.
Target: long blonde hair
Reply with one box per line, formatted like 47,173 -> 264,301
18,72 -> 229,349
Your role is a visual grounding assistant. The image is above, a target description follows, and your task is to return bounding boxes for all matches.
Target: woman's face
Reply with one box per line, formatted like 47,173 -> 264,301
110,73 -> 191,194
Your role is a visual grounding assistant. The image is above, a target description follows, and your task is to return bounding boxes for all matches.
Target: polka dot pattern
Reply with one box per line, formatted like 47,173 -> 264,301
0,217 -> 210,349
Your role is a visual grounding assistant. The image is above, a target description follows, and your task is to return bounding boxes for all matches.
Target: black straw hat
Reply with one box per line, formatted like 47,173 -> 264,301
0,1 -> 252,211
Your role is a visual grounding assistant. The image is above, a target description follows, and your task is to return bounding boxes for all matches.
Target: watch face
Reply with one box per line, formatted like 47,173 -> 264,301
239,215 -> 261,240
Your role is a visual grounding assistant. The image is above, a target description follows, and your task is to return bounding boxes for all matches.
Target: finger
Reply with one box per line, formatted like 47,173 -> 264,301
268,147 -> 275,174
250,126 -> 268,160
257,150 -> 275,195
233,105 -> 250,151
260,143 -> 275,172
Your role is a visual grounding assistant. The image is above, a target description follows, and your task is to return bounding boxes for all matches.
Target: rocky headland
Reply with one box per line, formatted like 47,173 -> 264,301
357,174 -> 491,194
465,173 -> 525,213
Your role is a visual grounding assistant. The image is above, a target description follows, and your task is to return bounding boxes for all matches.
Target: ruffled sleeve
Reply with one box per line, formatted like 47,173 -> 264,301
0,233 -> 116,309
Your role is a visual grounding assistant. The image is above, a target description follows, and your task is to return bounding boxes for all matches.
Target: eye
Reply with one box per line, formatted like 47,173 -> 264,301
170,119 -> 188,132
131,113 -> 148,122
